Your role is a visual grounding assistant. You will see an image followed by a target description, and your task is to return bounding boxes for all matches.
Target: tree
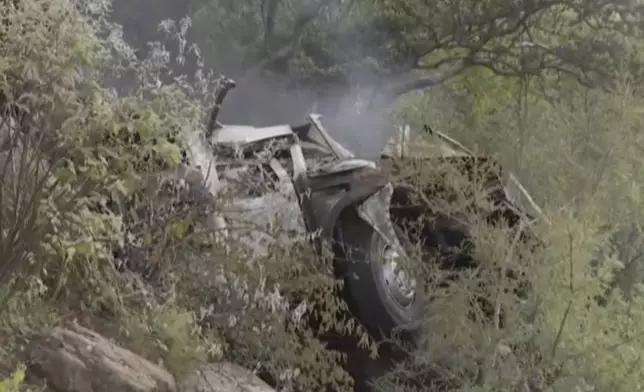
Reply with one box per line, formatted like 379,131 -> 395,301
188,0 -> 644,118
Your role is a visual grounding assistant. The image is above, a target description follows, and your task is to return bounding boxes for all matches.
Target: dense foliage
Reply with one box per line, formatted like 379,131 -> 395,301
184,0 -> 644,115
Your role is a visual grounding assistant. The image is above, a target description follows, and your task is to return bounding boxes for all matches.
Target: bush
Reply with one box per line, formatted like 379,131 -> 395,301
0,2 -> 358,391
0,365 -> 26,392
379,72 -> 644,391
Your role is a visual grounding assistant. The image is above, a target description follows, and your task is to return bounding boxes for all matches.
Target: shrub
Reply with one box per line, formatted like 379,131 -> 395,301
0,365 -> 26,392
378,71 -> 644,391
0,2 -> 358,391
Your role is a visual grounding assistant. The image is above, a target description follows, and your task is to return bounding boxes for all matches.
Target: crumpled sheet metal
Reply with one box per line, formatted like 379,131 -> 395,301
355,183 -> 408,259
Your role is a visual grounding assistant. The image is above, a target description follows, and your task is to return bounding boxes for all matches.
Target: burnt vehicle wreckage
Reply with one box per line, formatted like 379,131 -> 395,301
118,75 -> 546,347
186,76 -> 546,344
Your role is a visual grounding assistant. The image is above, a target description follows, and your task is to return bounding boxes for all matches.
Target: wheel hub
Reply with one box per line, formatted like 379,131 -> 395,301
381,246 -> 417,308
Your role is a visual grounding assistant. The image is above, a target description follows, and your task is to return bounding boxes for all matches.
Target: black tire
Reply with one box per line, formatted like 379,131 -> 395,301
336,209 -> 426,344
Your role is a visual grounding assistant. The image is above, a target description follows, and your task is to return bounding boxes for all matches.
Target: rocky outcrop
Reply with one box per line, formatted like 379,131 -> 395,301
29,323 -> 177,392
28,323 -> 276,392
179,363 -> 275,392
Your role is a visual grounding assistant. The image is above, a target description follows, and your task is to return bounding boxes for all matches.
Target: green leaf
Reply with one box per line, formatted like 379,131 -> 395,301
169,221 -> 187,240
0,364 -> 26,392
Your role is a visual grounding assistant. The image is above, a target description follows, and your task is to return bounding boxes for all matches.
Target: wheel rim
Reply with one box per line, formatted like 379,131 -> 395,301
381,245 -> 417,308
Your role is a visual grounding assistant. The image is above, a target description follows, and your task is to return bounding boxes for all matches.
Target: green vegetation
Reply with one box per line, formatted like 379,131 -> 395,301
4,0 -> 644,391
0,1 -> 357,391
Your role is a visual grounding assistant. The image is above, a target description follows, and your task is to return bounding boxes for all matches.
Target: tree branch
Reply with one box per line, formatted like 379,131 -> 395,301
245,0 -> 337,80
366,60 -> 471,111
261,0 -> 281,53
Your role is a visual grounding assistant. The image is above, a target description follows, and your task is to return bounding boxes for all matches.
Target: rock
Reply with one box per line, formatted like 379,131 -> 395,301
29,323 -> 177,392
180,363 -> 276,392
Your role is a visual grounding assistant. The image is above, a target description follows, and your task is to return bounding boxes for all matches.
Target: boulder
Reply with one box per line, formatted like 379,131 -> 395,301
180,363 -> 276,392
29,323 -> 177,392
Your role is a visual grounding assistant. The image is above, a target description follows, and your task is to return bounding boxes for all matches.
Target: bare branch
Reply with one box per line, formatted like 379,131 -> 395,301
246,0 -> 337,80
366,61 -> 471,111
261,0 -> 281,54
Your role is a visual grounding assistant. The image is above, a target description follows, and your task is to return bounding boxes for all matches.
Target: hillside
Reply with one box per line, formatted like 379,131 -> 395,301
3,1 -> 644,392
